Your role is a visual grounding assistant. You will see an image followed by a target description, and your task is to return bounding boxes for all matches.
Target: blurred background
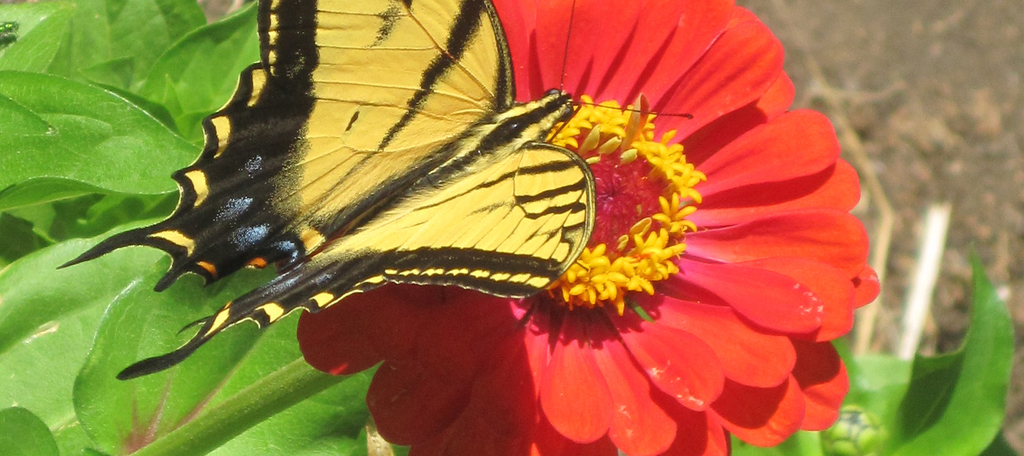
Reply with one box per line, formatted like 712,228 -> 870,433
737,0 -> 1023,450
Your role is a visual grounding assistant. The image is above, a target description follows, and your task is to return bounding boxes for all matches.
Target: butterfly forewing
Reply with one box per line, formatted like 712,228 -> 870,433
295,0 -> 516,240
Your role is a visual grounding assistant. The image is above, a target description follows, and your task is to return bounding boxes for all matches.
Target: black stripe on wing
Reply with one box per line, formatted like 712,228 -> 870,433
258,0 -> 318,86
115,244 -> 565,379
378,0 -> 489,150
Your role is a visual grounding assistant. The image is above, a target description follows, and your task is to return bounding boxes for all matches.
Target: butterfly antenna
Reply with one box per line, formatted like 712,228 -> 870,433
559,0 -> 579,91
573,99 -> 694,120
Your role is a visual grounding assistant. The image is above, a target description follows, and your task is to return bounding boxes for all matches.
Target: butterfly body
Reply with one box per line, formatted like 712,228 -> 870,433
65,0 -> 595,379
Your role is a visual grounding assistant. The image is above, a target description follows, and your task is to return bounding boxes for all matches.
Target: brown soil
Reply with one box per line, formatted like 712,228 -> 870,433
737,0 -> 1024,450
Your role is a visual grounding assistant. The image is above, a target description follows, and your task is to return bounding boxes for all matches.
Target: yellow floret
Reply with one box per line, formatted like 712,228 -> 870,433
547,95 -> 706,314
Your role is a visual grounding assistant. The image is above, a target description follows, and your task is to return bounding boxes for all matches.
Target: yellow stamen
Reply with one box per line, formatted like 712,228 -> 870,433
547,94 -> 707,314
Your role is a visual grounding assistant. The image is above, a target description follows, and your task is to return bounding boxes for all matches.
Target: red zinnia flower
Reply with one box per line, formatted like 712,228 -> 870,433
298,1 -> 880,455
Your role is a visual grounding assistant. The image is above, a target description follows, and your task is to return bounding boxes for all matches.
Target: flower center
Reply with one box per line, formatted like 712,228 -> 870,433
546,95 -> 705,314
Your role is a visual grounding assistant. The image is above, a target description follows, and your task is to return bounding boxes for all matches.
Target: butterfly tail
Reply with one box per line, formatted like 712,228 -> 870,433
117,324 -> 213,380
60,227 -> 152,269
59,223 -> 212,292
116,252 -> 386,380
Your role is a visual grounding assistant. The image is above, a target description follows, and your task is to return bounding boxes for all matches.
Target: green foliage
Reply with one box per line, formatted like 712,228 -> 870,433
0,407 -> 60,456
138,3 -> 259,141
886,255 -> 1014,456
0,3 -> 74,72
0,72 -> 195,206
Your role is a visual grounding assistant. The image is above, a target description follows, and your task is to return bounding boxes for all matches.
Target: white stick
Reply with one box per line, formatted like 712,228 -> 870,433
897,202 -> 952,360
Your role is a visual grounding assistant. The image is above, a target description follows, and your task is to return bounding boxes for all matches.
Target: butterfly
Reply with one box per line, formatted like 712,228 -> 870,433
64,0 -> 596,379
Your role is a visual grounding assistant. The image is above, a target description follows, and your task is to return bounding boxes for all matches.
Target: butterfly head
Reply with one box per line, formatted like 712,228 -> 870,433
489,89 -> 575,149
543,88 -> 575,123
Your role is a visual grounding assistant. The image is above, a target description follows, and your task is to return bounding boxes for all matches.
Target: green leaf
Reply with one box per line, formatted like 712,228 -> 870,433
0,178 -> 108,213
0,190 -> 172,265
0,212 -> 49,266
0,407 -> 60,456
889,255 -> 1014,455
0,234 -> 166,456
0,71 -> 196,205
92,82 -> 180,134
0,2 -> 75,73
46,0 -> 205,88
844,354 -> 912,437
72,257 -> 370,455
73,260 -> 270,454
5,193 -> 175,245
139,3 -> 259,142
0,237 -> 164,428
79,56 -> 135,90
53,419 -> 103,456
0,86 -> 50,135
732,431 -> 824,456
204,368 -> 373,456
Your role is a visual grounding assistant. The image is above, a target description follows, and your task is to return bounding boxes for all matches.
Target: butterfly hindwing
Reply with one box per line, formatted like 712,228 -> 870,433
117,140 -> 594,379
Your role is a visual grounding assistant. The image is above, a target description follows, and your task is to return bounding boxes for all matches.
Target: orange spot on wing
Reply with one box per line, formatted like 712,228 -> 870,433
247,257 -> 268,269
196,260 -> 219,278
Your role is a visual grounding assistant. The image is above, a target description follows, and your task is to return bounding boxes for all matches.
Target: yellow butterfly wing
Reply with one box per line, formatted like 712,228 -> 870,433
67,0 -> 516,288
118,141 -> 593,378
65,0 -> 596,379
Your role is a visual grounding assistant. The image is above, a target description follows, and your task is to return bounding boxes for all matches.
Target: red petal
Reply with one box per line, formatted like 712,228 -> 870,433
705,414 -> 731,456
744,258 -> 857,342
368,290 -> 519,445
669,258 -> 825,333
529,1 -> 632,98
530,400 -> 578,456
298,285 -> 428,375
591,335 -> 676,456
524,312 -> 554,391
686,209 -> 870,276
691,160 -> 861,228
660,402 -> 730,456
853,265 -> 881,307
561,0 -> 643,99
680,70 -> 795,167
654,20 -> 783,139
540,316 -> 613,443
556,435 -> 619,456
369,357 -> 473,445
532,422 -> 618,454
696,110 -> 840,196
491,0 -> 548,99
605,0 -> 735,104
758,72 -> 795,119
792,341 -> 849,430
642,295 -> 796,388
615,313 -> 725,411
684,71 -> 794,169
711,377 -> 805,446
410,331 -> 540,456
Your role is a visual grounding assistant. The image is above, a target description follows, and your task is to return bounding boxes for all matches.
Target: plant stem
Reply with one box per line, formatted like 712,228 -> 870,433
132,359 -> 344,456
